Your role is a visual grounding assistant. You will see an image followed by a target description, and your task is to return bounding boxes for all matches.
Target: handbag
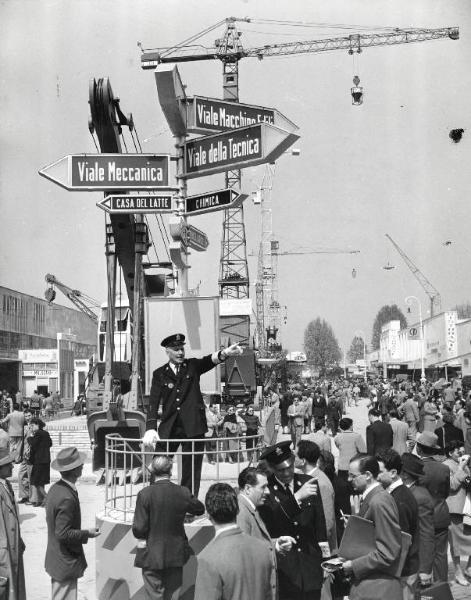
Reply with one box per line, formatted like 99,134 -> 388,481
416,581 -> 453,600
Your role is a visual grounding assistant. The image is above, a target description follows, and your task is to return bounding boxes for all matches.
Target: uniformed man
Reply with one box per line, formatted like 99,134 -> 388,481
258,440 -> 330,600
142,333 -> 242,497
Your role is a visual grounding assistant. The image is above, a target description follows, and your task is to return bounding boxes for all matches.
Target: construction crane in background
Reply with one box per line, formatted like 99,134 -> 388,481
44,274 -> 100,324
140,18 -> 458,346
385,234 -> 442,317
250,242 -> 360,354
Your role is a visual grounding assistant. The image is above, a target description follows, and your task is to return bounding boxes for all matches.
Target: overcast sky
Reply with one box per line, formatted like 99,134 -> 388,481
1,0 -> 470,353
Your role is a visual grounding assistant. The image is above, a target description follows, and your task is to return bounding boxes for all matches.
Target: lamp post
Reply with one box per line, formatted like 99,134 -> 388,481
405,295 -> 426,383
354,330 -> 367,383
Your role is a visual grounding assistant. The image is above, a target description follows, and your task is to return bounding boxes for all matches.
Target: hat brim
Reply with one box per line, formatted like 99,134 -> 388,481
416,441 -> 441,451
51,451 -> 86,472
0,453 -> 16,466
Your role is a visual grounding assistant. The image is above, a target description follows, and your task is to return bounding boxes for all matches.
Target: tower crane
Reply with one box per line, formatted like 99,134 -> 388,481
140,17 -> 458,346
385,233 -> 442,316
44,274 -> 100,324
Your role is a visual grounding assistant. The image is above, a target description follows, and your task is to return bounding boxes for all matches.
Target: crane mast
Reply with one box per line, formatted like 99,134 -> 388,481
385,233 -> 442,316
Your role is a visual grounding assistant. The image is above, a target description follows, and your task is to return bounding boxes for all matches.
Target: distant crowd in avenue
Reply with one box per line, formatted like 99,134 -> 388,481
1,375 -> 471,599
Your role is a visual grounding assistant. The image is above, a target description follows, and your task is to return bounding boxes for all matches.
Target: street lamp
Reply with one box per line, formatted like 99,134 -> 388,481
405,295 -> 426,384
354,329 -> 367,383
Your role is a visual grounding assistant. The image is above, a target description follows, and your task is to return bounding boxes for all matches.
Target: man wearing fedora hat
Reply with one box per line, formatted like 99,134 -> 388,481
45,447 -> 100,600
415,431 -> 451,583
0,447 -> 26,600
143,333 -> 243,497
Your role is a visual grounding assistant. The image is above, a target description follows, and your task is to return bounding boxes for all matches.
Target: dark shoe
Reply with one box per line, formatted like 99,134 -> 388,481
18,498 -> 29,504
32,502 -> 41,507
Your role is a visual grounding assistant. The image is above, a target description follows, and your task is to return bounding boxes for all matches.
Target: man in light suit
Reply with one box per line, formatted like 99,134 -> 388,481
237,467 -> 296,600
45,447 -> 100,600
195,483 -> 273,600
132,455 -> 205,599
389,409 -> 409,454
340,454 -> 402,600
398,393 -> 420,439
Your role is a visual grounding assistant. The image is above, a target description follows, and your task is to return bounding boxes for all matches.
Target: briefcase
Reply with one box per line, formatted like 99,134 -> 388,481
339,514 -> 411,577
417,582 -> 453,600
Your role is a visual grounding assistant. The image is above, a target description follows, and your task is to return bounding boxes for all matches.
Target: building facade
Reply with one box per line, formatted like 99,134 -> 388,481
0,286 -> 97,398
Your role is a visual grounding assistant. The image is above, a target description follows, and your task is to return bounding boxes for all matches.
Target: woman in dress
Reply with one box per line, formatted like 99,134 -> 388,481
422,398 -> 438,432
443,440 -> 471,586
28,417 -> 52,506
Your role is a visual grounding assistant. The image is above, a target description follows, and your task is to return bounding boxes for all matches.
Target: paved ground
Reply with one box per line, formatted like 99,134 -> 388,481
11,398 -> 469,599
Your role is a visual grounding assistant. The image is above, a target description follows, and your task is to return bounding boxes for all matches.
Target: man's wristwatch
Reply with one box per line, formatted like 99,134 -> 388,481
218,350 -> 227,362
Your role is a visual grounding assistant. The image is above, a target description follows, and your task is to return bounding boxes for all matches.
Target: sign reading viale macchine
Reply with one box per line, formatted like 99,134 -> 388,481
70,154 -> 170,189
193,97 -> 275,132
184,125 -> 263,177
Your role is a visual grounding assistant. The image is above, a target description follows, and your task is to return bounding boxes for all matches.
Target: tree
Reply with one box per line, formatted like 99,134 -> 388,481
347,336 -> 367,363
304,318 -> 342,374
371,304 -> 407,350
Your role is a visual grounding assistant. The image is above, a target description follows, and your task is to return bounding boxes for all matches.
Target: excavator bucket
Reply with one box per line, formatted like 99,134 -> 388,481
87,410 -> 146,471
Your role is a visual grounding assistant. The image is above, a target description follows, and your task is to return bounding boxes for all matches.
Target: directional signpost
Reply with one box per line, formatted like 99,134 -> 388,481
186,224 -> 209,252
186,95 -> 298,135
184,189 -> 247,216
183,123 -> 300,179
39,154 -> 171,191
96,193 -> 176,214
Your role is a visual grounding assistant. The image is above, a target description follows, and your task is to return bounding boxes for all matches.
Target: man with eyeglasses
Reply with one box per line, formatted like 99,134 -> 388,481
340,454 -> 402,600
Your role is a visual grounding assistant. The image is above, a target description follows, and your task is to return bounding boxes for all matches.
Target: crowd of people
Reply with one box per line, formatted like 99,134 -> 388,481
0,389 -> 63,420
2,374 -> 471,600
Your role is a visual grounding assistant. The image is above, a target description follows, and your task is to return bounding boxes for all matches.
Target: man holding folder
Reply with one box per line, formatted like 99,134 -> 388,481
340,454 -> 403,600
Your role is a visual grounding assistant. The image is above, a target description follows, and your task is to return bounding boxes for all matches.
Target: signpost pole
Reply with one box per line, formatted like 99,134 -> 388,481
176,135 -> 189,296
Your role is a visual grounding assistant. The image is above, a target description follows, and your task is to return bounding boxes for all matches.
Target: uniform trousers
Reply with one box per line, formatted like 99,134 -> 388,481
17,462 -> 32,500
51,578 -> 77,600
142,567 -> 182,600
155,417 -> 204,497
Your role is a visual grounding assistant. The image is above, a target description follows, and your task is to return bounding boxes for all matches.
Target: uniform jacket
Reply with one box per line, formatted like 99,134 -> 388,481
366,420 -> 393,456
443,458 -> 470,515
132,479 -> 204,570
194,527 -> 273,600
237,494 -> 277,600
349,485 -> 402,600
409,483 -> 435,574
45,480 -> 90,582
399,398 -> 419,423
0,479 -> 26,600
418,457 -> 451,530
390,483 -> 419,576
147,356 -> 216,438
389,418 -> 409,455
258,472 -> 327,592
1,411 -> 25,437
334,431 -> 366,471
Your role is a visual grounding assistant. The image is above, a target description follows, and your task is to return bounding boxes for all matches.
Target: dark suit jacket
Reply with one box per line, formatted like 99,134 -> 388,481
29,429 -> 52,464
45,480 -> 89,582
418,456 -> 451,530
195,527 -> 273,600
390,483 -> 418,576
258,473 -> 327,592
147,356 -> 216,437
349,485 -> 402,600
366,420 -> 393,456
132,479 -> 204,570
409,483 -> 435,574
311,396 -> 327,418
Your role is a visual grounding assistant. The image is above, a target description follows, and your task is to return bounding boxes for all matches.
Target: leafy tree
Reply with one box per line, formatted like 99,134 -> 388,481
347,336 -> 367,363
452,302 -> 471,319
304,318 -> 342,374
371,304 -> 407,350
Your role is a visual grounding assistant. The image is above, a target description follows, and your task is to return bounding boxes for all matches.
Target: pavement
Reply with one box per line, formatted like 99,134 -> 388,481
11,398 -> 469,599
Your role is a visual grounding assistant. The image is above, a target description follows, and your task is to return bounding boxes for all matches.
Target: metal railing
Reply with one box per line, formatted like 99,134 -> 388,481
103,431 -> 265,522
